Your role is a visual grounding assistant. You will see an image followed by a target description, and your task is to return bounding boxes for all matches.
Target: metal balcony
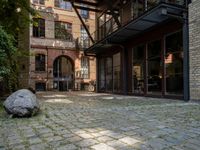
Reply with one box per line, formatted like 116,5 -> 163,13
85,0 -> 188,54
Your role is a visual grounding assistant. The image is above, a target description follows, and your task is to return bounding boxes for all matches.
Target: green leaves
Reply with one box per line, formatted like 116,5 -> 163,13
0,0 -> 37,93
0,0 -> 36,36
0,26 -> 18,92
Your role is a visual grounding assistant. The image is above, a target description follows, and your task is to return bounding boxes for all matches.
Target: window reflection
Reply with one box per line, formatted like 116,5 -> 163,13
147,40 -> 162,94
105,57 -> 113,92
132,45 -> 145,94
165,31 -> 183,95
113,53 -> 121,93
98,59 -> 105,91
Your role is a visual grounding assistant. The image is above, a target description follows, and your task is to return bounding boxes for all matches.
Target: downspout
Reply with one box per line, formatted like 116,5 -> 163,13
46,46 -> 48,91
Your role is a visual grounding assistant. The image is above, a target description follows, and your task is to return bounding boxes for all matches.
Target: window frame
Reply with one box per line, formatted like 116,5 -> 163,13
33,18 -> 45,38
80,25 -> 89,48
54,0 -> 72,10
33,0 -> 45,5
81,9 -> 89,19
35,54 -> 46,72
54,21 -> 72,41
81,57 -> 90,79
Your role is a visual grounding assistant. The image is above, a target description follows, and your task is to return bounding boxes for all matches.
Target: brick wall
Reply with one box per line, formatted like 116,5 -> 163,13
189,0 -> 200,100
19,0 -> 96,91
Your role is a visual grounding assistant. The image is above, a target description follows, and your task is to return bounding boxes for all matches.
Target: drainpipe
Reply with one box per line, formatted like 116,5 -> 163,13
183,12 -> 190,101
46,46 -> 48,91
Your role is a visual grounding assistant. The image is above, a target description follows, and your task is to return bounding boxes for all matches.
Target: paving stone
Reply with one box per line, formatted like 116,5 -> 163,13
96,136 -> 114,142
67,136 -> 83,143
76,139 -> 98,147
146,138 -> 169,150
28,137 -> 43,145
1,92 -> 200,150
45,136 -> 63,142
56,144 -> 77,150
106,140 -> 130,149
78,133 -> 94,139
119,137 -> 140,145
8,139 -> 24,146
30,143 -> 49,150
11,145 -> 26,150
91,143 -> 116,150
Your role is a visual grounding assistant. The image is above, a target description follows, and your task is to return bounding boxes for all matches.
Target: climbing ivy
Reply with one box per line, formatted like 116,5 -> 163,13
0,26 -> 19,92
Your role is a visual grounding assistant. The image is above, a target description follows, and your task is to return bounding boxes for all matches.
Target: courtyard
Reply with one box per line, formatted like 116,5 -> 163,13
0,92 -> 200,150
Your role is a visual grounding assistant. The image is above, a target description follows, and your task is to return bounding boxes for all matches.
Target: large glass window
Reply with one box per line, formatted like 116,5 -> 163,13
99,59 -> 105,91
132,0 -> 144,18
35,82 -> 46,91
147,0 -> 159,9
105,57 -> 113,92
33,0 -> 44,5
33,18 -> 45,38
35,54 -> 45,71
55,22 -> 72,41
132,45 -> 145,94
113,53 -> 121,93
81,57 -> 89,79
147,40 -> 162,94
54,0 -> 72,10
81,5 -> 89,19
165,31 -> 183,95
80,25 -> 89,48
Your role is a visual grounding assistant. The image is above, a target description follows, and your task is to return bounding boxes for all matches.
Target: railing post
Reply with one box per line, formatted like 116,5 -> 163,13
145,0 -> 148,11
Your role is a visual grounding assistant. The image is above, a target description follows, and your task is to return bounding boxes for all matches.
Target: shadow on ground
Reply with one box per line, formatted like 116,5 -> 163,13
0,91 -> 200,150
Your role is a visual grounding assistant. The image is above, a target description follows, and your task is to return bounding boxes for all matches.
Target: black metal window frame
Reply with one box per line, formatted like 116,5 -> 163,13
35,82 -> 46,91
80,5 -> 89,19
35,54 -> 46,71
80,25 -> 90,48
54,0 -> 72,10
55,21 -> 72,41
33,18 -> 45,38
33,0 -> 45,5
81,57 -> 90,79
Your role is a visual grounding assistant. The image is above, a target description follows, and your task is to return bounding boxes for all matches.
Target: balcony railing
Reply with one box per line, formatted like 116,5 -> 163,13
76,35 -> 95,49
90,0 -> 188,45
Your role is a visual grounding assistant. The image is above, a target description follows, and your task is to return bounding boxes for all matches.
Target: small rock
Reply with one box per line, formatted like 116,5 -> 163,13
3,89 -> 40,117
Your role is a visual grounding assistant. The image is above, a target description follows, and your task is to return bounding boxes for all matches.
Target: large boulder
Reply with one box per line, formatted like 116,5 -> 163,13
3,89 -> 40,117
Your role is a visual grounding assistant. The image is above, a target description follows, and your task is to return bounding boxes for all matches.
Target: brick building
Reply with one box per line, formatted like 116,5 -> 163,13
189,0 -> 200,100
73,0 -> 193,101
18,0 -> 96,91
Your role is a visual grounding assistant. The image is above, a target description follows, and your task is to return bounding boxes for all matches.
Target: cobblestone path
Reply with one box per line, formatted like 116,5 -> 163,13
0,92 -> 200,150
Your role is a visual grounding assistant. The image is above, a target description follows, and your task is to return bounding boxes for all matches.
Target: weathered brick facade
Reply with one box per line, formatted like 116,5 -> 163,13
19,0 -> 96,91
189,0 -> 200,100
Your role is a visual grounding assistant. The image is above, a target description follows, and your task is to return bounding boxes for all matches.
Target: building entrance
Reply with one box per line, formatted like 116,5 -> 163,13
53,56 -> 74,91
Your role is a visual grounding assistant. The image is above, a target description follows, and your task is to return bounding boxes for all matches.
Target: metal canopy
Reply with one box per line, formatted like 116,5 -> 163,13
85,3 -> 187,54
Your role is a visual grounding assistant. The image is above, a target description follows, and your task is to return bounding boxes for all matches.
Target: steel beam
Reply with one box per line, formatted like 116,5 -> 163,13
105,0 -> 121,28
73,5 -> 102,12
65,0 -> 98,7
71,2 -> 95,44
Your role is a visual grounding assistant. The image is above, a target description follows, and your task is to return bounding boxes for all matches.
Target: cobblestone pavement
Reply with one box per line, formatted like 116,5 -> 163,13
0,92 -> 200,150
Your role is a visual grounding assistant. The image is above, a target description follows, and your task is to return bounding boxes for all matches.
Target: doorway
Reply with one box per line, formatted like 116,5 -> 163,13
53,56 -> 74,91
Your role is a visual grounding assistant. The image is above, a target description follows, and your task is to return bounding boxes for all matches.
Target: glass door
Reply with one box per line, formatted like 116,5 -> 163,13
147,40 -> 162,95
132,44 -> 145,94
98,58 -> 105,91
165,31 -> 183,96
113,53 -> 121,93
105,57 -> 113,92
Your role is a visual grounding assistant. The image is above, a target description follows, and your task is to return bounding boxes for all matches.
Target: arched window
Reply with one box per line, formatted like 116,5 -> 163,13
35,54 -> 45,71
